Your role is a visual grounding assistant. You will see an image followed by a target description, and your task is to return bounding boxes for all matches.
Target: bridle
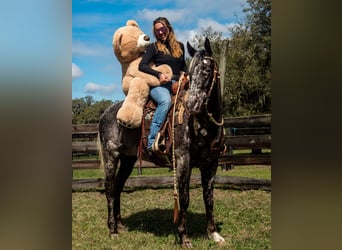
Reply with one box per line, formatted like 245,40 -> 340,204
201,56 -> 224,126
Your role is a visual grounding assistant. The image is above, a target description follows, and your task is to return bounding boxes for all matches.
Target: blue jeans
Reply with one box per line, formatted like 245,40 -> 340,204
147,81 -> 173,149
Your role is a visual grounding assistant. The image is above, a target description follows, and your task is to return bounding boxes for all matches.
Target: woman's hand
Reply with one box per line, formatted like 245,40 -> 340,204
158,73 -> 169,83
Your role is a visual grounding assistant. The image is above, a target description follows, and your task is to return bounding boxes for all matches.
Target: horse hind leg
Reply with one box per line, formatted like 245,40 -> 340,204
102,149 -> 120,238
200,164 -> 225,244
112,155 -> 136,233
104,154 -> 136,238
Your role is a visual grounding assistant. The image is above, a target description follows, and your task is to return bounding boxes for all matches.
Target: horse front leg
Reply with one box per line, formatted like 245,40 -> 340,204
176,153 -> 193,248
200,160 -> 225,244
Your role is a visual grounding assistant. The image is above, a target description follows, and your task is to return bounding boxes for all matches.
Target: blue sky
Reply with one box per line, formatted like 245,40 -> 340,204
72,0 -> 247,102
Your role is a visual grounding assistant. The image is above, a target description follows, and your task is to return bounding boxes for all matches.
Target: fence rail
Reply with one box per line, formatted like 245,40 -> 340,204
72,175 -> 271,192
72,114 -> 271,168
72,114 -> 271,190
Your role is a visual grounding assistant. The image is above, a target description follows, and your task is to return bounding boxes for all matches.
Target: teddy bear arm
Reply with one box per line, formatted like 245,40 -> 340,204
135,64 -> 173,87
134,70 -> 161,87
121,75 -> 133,95
152,64 -> 173,81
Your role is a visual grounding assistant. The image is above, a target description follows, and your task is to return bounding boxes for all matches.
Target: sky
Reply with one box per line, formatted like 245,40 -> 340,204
72,0 -> 247,102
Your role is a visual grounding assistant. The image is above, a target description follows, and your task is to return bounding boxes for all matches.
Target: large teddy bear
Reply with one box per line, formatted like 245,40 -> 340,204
113,20 -> 172,128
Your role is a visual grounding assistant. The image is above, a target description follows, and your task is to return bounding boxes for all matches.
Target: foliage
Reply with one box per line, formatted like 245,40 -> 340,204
225,0 -> 271,116
72,96 -> 115,124
191,26 -> 223,63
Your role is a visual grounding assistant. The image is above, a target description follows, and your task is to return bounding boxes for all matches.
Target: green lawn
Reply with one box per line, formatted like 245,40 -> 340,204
73,187 -> 270,249
73,165 -> 271,180
73,161 -> 271,249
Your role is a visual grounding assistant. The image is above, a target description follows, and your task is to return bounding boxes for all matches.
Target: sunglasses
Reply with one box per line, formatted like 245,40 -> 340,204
155,27 -> 167,34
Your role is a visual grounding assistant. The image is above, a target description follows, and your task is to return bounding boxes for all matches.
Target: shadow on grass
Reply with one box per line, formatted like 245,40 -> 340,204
123,208 -> 224,239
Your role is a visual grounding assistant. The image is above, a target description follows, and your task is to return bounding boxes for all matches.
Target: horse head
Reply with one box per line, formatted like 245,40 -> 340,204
186,37 -> 218,115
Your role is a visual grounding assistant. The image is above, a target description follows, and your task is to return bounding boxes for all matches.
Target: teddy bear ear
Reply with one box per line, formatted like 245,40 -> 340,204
117,33 -> 122,47
126,20 -> 139,27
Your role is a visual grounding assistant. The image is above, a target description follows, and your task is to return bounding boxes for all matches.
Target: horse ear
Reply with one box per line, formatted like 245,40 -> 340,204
187,41 -> 196,57
204,37 -> 213,56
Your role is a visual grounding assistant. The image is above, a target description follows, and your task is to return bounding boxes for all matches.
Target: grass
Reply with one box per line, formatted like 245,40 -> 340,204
72,165 -> 271,249
73,165 -> 271,180
72,188 -> 270,249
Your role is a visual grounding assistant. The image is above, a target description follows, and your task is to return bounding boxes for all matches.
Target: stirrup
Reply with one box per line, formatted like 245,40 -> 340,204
152,132 -> 166,153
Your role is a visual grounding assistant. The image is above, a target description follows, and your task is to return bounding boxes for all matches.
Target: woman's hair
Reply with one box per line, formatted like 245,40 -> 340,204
153,17 -> 183,58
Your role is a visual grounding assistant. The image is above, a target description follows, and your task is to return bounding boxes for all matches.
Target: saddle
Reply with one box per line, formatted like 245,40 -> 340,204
139,75 -> 189,168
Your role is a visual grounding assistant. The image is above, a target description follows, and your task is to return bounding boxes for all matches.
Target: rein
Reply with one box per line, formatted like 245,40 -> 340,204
171,73 -> 186,224
203,57 -> 224,126
188,56 -> 226,159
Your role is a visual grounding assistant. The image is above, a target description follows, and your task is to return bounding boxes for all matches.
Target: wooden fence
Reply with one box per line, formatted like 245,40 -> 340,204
72,114 -> 271,191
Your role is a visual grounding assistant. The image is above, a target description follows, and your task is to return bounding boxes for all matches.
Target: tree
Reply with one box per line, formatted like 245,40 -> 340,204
190,26 -> 223,63
223,0 -> 271,116
72,97 -> 114,124
187,0 -> 271,117
72,96 -> 94,123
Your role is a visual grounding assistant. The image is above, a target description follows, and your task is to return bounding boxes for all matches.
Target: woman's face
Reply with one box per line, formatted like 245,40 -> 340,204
154,22 -> 168,41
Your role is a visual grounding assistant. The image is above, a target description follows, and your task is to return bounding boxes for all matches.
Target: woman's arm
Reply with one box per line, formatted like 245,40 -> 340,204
139,43 -> 160,78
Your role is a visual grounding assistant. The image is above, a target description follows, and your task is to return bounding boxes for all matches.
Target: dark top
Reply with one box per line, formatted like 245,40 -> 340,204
139,41 -> 188,79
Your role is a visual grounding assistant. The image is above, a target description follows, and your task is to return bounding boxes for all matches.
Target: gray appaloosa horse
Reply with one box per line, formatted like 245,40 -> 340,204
98,37 -> 226,248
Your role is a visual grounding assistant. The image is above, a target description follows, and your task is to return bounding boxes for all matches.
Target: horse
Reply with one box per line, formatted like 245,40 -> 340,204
98,37 -> 226,248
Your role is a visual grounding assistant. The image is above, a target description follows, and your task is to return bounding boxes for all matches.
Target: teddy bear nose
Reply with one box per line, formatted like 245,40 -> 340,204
143,35 -> 150,41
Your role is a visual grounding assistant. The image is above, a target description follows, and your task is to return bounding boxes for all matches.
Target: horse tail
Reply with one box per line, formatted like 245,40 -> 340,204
97,133 -> 104,169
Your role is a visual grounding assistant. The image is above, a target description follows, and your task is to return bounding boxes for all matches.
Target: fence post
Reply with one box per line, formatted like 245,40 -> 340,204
227,127 -> 235,171
137,165 -> 142,175
222,127 -> 235,171
219,39 -> 229,98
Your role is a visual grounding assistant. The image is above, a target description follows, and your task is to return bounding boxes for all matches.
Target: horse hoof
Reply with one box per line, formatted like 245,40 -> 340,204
109,233 -> 119,239
118,224 -> 127,233
181,236 -> 193,248
210,232 -> 225,244
181,241 -> 193,249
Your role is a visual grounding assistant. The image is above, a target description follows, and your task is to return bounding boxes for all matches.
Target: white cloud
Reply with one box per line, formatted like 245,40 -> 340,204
135,3 -> 243,48
72,63 -> 83,79
84,82 -> 117,96
137,8 -> 187,23
197,18 -> 238,38
172,0 -> 245,20
176,20 -> 237,50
